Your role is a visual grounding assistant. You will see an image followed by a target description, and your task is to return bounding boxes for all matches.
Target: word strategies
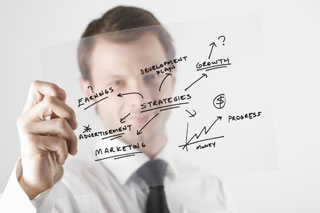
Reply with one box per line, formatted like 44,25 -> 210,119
140,94 -> 191,113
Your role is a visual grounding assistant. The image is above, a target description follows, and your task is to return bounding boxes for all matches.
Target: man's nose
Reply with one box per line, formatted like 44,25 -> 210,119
127,80 -> 148,110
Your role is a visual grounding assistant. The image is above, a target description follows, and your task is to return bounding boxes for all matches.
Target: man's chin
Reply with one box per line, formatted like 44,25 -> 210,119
119,133 -> 144,146
127,114 -> 153,126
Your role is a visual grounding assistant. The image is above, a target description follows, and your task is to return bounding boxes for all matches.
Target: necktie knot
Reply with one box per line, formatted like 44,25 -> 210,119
136,159 -> 168,187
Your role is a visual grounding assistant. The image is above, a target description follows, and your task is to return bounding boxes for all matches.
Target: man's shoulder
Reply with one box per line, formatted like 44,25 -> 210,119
168,157 -> 234,211
172,157 -> 224,186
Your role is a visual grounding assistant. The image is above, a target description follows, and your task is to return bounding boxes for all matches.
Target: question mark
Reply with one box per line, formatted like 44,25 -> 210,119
218,35 -> 226,46
87,85 -> 94,93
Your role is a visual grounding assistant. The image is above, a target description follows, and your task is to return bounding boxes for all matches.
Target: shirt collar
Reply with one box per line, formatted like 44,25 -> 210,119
96,138 -> 178,185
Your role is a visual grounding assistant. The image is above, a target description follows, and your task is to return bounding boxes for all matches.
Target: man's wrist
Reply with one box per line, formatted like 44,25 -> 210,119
18,175 -> 48,200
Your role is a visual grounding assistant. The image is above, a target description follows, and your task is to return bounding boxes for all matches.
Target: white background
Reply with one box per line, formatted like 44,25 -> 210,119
0,0 -> 319,212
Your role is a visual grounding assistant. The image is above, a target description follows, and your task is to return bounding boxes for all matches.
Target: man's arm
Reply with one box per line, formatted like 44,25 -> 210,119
0,158 -> 64,212
17,80 -> 78,199
0,80 -> 78,212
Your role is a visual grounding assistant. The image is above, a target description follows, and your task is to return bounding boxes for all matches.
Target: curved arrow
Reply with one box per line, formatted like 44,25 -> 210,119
117,92 -> 144,99
159,73 -> 172,92
185,109 -> 197,117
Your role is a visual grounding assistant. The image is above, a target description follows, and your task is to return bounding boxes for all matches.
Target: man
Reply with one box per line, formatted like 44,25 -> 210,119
0,6 -> 236,212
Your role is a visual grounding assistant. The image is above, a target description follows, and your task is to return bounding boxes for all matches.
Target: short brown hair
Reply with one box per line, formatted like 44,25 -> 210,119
77,6 -> 175,80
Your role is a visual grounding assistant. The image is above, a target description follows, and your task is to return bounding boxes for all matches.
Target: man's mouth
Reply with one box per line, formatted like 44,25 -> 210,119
128,112 -> 157,126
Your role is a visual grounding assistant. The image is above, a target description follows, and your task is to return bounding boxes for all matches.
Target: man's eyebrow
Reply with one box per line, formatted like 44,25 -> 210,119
105,74 -> 127,79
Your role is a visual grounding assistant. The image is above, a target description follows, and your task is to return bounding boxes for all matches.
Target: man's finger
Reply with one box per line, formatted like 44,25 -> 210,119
23,80 -> 66,113
28,134 -> 69,165
24,96 -> 78,130
24,118 -> 78,155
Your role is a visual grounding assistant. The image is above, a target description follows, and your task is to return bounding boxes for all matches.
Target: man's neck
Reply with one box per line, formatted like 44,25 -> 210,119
140,129 -> 167,159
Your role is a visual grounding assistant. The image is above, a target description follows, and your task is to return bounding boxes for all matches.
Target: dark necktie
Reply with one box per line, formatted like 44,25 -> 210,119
136,159 -> 170,213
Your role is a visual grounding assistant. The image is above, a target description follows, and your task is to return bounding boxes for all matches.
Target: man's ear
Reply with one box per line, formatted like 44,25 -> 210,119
78,77 -> 92,97
172,66 -> 178,88
79,77 -> 100,115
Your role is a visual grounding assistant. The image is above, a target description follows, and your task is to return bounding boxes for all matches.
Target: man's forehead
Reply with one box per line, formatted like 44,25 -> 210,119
89,32 -> 167,76
92,32 -> 164,56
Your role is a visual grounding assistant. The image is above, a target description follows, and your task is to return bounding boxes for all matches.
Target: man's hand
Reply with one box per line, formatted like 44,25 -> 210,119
17,81 -> 78,199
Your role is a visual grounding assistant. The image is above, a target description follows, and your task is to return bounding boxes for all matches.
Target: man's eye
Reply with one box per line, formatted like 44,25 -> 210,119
144,74 -> 157,81
113,80 -> 123,86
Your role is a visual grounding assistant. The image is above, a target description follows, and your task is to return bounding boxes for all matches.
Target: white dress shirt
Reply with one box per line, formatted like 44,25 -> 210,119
0,139 -> 236,213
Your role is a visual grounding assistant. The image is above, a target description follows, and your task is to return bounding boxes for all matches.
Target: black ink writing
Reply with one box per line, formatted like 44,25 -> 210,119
159,73 -> 172,92
185,109 -> 197,117
228,111 -> 262,122
184,73 -> 208,91
196,142 -> 216,150
140,94 -> 191,113
196,58 -> 231,72
120,113 -> 131,123
79,124 -> 132,140
95,142 -> 146,161
140,56 -> 187,75
78,87 -> 114,110
179,116 -> 223,151
213,94 -> 226,109
117,92 -> 144,99
82,124 -> 92,133
136,113 -> 159,135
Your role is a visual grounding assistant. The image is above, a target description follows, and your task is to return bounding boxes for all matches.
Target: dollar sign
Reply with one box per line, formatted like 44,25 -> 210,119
213,94 -> 226,109
217,96 -> 224,108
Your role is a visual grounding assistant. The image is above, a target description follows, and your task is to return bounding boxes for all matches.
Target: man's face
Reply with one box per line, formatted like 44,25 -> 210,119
86,32 -> 175,145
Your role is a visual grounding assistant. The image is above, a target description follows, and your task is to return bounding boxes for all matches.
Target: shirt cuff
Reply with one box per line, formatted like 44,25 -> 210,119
0,158 -> 64,213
